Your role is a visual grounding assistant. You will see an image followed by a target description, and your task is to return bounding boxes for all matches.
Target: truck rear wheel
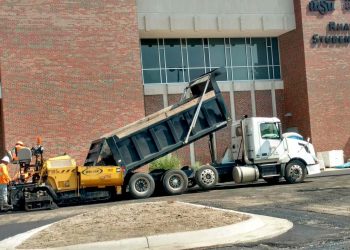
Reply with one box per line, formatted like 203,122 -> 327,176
162,170 -> 188,195
195,165 -> 218,190
129,173 -> 155,199
285,160 -> 306,184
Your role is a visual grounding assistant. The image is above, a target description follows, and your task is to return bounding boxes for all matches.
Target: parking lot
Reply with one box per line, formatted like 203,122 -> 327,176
1,169 -> 350,249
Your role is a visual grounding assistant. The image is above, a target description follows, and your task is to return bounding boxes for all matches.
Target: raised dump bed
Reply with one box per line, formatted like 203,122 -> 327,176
84,71 -> 229,174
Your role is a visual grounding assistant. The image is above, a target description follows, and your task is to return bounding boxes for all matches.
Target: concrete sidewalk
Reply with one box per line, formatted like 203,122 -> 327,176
0,202 -> 293,250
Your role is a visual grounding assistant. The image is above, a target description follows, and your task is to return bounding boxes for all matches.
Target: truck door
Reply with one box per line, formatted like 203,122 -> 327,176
231,124 -> 243,161
257,122 -> 282,161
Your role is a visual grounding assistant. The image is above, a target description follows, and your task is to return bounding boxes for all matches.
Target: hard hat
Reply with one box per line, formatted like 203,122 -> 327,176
1,155 -> 10,164
16,141 -> 24,146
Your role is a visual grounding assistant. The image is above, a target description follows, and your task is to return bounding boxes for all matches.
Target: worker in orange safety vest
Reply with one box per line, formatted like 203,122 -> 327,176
0,156 -> 12,211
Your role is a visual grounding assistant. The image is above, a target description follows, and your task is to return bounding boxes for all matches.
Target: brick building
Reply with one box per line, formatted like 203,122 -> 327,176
0,0 -> 349,166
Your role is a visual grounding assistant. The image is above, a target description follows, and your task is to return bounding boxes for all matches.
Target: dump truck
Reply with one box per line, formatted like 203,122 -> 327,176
6,71 -> 228,211
5,70 -> 320,211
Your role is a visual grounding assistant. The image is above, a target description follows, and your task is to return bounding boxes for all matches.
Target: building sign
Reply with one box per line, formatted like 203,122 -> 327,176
309,0 -> 350,14
309,0 -> 335,14
344,0 -> 350,10
312,22 -> 350,44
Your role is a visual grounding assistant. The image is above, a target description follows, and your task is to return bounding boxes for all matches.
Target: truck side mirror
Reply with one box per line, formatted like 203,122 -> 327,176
307,137 -> 311,143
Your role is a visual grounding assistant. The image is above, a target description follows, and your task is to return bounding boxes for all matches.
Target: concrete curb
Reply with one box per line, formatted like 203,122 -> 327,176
0,202 -> 293,250
0,224 -> 53,250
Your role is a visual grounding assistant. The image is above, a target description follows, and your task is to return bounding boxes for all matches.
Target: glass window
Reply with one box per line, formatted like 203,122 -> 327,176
267,37 -> 271,47
272,38 -> 280,65
209,38 -> 226,68
183,69 -> 189,82
159,48 -> 165,69
251,38 -> 268,66
274,66 -> 281,79
248,67 -> 253,80
189,68 -> 205,81
226,68 -> 233,81
143,70 -> 161,84
231,38 -> 247,66
204,48 -> 210,68
164,39 -> 182,68
268,46 -> 273,66
214,68 -> 227,81
161,69 -> 166,83
140,37 -> 281,83
187,39 -> 205,68
260,123 -> 280,139
225,48 -> 231,67
253,67 -> 269,80
232,67 -> 249,80
141,39 -> 159,69
166,68 -> 184,83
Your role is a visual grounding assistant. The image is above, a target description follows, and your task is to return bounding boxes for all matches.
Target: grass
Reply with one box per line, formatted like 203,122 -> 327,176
149,154 -> 182,171
149,154 -> 203,172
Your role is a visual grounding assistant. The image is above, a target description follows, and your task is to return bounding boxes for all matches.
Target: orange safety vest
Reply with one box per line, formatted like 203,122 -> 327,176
0,163 -> 10,184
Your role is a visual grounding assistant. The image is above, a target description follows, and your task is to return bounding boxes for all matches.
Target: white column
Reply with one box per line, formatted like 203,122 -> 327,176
251,81 -> 256,117
271,81 -> 277,117
162,84 -> 169,108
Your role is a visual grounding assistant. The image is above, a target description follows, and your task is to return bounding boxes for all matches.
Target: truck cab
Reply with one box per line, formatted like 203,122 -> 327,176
229,117 -> 320,184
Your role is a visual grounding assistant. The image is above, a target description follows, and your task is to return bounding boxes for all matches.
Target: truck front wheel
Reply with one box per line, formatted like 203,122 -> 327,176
285,160 -> 306,184
195,165 -> 218,190
129,173 -> 155,199
162,170 -> 188,195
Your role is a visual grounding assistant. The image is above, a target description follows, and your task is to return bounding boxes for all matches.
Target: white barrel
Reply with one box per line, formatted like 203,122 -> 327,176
232,166 -> 259,184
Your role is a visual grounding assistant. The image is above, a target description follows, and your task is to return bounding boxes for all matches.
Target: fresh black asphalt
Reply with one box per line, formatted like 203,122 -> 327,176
1,169 -> 350,249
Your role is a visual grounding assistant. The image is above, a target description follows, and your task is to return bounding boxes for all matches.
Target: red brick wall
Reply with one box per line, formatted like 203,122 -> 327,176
0,100 -> 5,154
279,0 -> 311,139
275,90 -> 286,129
234,91 -> 252,119
255,90 -> 273,117
280,0 -> 350,158
144,95 -> 163,116
0,1 -> 144,164
300,0 -> 350,158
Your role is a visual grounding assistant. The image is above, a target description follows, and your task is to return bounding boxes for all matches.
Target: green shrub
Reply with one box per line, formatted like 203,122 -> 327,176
149,154 -> 182,171
191,161 -> 202,170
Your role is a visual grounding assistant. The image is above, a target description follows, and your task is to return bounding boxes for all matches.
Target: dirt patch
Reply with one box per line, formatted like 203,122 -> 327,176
19,201 -> 249,249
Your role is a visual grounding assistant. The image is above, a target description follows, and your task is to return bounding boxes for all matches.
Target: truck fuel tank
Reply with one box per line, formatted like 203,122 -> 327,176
232,165 -> 259,184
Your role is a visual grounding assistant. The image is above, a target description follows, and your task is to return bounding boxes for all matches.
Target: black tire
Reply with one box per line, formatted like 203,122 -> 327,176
195,165 -> 218,190
187,178 -> 197,188
162,170 -> 188,195
128,173 -> 155,199
285,160 -> 306,184
263,176 -> 280,184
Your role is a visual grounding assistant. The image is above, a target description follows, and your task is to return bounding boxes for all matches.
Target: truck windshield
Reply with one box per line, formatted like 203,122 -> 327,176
260,123 -> 280,139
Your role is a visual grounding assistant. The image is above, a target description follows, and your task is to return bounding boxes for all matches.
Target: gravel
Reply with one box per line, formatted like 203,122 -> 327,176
19,201 -> 249,249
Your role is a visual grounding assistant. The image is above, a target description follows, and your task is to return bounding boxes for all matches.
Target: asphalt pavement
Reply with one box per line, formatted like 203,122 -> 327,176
1,168 -> 350,249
